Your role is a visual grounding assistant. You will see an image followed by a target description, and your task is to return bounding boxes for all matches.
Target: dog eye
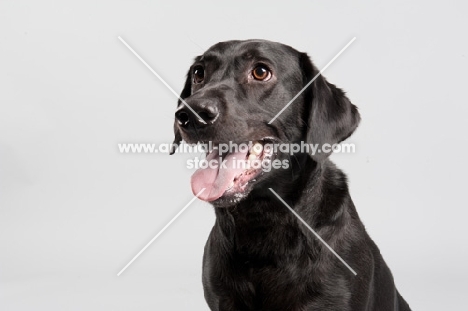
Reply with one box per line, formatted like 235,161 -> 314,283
193,66 -> 204,84
252,65 -> 271,81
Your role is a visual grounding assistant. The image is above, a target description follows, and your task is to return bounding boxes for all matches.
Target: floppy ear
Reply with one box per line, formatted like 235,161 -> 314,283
300,53 -> 360,161
170,69 -> 192,155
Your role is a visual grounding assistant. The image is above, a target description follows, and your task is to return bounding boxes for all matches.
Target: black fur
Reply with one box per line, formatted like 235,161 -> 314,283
171,39 -> 411,311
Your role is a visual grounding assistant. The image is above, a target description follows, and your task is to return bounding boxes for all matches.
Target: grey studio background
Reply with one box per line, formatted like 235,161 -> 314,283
1,1 -> 467,310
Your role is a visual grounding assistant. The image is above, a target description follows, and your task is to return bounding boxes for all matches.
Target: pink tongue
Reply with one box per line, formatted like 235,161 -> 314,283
191,148 -> 248,201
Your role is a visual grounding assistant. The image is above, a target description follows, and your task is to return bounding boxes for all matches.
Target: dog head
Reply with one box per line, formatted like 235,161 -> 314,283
171,40 -> 360,207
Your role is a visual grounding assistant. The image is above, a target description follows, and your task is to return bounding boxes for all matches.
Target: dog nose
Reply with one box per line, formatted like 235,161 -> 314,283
175,102 -> 219,126
175,109 -> 191,126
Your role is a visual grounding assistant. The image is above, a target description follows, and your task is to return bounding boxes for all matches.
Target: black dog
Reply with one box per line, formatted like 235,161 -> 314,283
171,40 -> 411,311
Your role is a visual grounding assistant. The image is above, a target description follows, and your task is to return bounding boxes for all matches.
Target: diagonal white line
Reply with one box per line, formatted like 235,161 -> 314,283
117,188 -> 206,276
268,37 -> 356,124
185,34 -> 206,52
117,36 -> 207,124
268,188 -> 357,276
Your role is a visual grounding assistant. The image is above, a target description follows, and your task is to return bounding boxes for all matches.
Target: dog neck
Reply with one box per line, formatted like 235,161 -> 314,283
212,156 -> 354,261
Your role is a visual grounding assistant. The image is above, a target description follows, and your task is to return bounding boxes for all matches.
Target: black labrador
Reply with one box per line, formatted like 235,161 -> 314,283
170,39 -> 411,311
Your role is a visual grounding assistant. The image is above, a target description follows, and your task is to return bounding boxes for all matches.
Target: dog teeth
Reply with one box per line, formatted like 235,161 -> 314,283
248,154 -> 257,162
250,142 -> 263,155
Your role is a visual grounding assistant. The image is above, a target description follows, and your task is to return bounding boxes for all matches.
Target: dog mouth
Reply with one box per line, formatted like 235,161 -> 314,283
190,139 -> 274,204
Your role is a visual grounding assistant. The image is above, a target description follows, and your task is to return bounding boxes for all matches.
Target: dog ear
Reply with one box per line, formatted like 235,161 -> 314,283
170,69 -> 192,155
300,53 -> 360,161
